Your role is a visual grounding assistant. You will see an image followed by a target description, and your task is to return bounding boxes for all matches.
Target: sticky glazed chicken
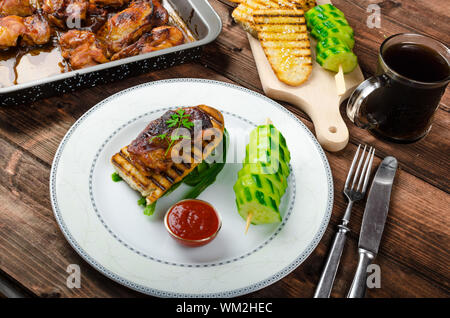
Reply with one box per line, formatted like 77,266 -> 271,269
60,29 -> 108,69
0,12 -> 52,49
89,0 -> 130,7
42,0 -> 107,29
42,0 -> 87,29
22,13 -> 53,46
0,0 -> 36,17
0,16 -> 25,49
97,0 -> 168,54
111,25 -> 184,60
0,0 -> 188,74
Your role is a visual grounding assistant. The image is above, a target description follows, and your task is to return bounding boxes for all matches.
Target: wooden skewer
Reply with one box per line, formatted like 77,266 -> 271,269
244,117 -> 273,234
245,212 -> 253,234
335,64 -> 346,96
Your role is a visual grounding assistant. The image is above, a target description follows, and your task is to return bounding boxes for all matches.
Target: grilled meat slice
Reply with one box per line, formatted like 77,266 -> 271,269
111,105 -> 225,204
127,106 -> 218,172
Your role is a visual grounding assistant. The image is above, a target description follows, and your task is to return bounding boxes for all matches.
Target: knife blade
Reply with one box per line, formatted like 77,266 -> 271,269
347,156 -> 398,298
359,156 -> 398,254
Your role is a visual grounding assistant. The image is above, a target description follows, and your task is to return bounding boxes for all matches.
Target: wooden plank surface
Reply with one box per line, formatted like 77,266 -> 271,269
0,0 -> 449,298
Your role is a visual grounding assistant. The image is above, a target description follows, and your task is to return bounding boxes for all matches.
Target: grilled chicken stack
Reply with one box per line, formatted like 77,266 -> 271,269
111,105 -> 225,205
232,0 -> 317,86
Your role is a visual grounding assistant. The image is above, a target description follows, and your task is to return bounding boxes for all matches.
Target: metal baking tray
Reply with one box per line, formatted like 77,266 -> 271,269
0,0 -> 222,106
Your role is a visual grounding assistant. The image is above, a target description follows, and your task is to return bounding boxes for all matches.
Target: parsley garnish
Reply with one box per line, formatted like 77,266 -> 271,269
150,109 -> 194,156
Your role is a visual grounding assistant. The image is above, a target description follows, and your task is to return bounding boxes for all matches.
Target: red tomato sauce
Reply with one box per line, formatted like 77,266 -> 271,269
167,200 -> 220,241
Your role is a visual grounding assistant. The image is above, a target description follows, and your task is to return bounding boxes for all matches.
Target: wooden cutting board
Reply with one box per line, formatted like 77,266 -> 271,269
248,0 -> 364,152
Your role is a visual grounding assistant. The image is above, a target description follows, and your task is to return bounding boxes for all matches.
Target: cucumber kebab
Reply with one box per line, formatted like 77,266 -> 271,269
305,4 -> 358,73
233,120 -> 291,233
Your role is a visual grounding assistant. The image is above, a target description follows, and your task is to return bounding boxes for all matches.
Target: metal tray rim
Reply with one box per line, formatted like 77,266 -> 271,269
0,0 -> 222,95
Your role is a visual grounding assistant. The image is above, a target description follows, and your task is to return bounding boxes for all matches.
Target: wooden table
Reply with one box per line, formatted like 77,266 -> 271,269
0,0 -> 449,298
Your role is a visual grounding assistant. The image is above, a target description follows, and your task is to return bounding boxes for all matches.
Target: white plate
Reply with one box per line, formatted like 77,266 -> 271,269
50,79 -> 333,297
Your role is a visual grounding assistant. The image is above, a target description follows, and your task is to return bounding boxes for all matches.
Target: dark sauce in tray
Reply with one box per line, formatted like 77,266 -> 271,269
0,39 -> 68,88
0,3 -> 195,88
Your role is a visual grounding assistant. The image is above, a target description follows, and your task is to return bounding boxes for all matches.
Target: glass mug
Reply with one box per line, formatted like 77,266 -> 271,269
347,33 -> 450,143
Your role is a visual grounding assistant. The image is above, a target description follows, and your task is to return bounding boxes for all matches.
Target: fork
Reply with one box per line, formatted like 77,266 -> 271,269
314,144 -> 375,298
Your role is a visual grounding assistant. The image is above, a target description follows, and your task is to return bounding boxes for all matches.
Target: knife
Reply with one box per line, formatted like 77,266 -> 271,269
347,156 -> 398,298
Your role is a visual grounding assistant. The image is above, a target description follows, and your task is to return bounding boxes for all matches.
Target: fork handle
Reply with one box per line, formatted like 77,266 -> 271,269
314,224 -> 350,298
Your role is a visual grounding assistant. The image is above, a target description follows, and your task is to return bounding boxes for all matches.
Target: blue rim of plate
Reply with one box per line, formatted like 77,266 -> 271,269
50,78 -> 334,298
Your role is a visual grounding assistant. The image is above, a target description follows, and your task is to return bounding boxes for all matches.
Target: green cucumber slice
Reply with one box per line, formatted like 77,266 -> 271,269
235,173 -> 283,203
246,124 -> 291,176
234,187 -> 282,225
238,162 -> 288,192
306,12 -> 349,30
311,22 -> 355,49
316,36 -> 349,51
316,41 -> 358,73
314,19 -> 354,37
308,4 -> 345,18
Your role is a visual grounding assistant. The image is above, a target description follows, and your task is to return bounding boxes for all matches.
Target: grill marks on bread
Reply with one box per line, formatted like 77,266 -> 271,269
232,0 -> 315,86
254,8 -> 312,86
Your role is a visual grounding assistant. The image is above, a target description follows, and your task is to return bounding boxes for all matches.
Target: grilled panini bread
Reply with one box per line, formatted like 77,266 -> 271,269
111,105 -> 225,205
254,8 -> 312,86
291,0 -> 317,11
232,0 -> 289,38
232,0 -> 316,37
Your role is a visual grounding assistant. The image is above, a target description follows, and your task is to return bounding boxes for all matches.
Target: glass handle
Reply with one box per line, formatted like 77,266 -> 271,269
346,75 -> 388,129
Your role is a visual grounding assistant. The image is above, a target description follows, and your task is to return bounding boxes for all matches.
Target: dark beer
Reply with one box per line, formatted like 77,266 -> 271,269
358,42 -> 450,142
384,43 -> 450,82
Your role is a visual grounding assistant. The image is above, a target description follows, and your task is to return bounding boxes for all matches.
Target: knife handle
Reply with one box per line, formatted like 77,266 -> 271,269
314,224 -> 350,298
347,249 -> 375,298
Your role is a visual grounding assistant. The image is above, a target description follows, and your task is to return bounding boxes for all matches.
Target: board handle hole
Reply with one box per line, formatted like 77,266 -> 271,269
329,126 -> 337,134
